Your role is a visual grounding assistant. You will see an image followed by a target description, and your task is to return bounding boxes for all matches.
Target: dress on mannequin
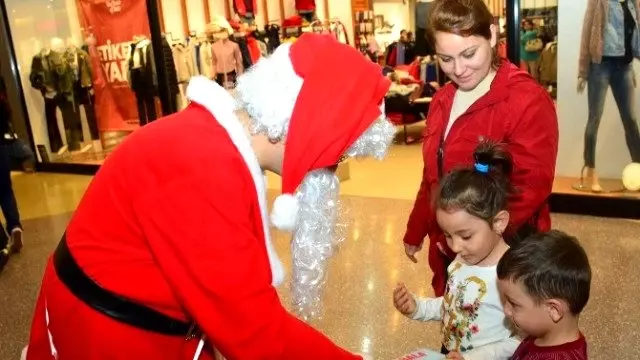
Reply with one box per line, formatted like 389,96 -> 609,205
578,0 -> 640,191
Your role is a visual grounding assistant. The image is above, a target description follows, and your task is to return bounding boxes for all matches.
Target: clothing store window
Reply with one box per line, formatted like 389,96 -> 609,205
553,0 -> 640,200
4,0 -> 171,165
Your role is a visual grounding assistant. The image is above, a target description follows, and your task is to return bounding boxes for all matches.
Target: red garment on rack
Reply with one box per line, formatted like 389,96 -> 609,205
247,36 -> 261,64
283,15 -> 304,27
234,0 -> 257,16
296,0 -> 316,11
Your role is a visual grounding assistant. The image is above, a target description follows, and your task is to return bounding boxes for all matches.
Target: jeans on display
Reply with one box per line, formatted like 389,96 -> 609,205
0,144 -> 20,249
44,95 -> 83,153
136,95 -> 157,126
584,59 -> 640,168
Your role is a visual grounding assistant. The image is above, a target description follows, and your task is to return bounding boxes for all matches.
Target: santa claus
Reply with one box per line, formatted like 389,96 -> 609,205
24,33 -> 394,359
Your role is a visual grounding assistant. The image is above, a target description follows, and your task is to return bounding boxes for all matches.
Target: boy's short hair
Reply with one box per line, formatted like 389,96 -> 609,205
497,230 -> 591,315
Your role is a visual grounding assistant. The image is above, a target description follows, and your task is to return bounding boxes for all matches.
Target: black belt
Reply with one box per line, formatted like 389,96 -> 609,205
53,234 -> 197,337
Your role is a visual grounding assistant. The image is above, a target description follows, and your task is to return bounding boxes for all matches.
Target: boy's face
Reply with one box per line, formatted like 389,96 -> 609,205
498,279 -> 553,337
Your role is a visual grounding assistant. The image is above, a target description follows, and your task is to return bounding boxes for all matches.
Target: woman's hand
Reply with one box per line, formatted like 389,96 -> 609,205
404,243 -> 422,263
445,351 -> 464,360
393,282 -> 417,316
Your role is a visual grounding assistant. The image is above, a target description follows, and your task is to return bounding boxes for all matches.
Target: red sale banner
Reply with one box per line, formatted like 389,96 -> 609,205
76,0 -> 150,131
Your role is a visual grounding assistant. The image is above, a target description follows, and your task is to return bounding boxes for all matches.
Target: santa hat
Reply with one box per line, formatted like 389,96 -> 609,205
236,34 -> 393,231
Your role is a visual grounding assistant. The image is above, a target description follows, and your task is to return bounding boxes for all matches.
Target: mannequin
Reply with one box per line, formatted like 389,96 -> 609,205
210,18 -> 244,89
29,37 -> 82,155
66,36 -> 98,147
128,35 -> 158,126
577,0 -> 640,192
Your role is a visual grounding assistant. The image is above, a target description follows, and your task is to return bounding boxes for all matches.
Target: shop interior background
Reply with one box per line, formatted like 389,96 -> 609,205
4,0 -> 640,202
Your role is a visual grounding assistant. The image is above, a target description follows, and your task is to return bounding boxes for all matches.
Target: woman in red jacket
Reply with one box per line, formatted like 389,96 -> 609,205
403,0 -> 558,297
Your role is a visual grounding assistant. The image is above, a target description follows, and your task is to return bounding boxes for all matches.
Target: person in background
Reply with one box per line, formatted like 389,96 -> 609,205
405,32 -> 417,64
520,19 -> 541,81
0,75 -> 24,271
497,230 -> 591,360
402,0 -> 558,298
397,29 -> 408,66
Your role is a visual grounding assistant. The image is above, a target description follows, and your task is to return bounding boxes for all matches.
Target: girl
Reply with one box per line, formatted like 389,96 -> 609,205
394,141 -> 520,360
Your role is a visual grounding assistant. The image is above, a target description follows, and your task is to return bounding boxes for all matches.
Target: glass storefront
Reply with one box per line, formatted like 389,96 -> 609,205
0,0 -> 637,214
3,0 -> 170,166
534,0 -> 639,201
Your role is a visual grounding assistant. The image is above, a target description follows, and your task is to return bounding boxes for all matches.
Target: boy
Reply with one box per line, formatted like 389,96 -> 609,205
497,230 -> 591,359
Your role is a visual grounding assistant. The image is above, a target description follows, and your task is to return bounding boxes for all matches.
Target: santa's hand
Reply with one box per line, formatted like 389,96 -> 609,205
393,282 -> 417,316
356,353 -> 374,360
445,351 -> 464,360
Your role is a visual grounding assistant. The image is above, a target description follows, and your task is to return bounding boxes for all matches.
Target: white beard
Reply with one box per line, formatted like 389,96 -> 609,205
290,168 -> 343,321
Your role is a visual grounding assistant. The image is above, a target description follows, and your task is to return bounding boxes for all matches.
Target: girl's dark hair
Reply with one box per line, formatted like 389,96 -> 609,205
436,140 -> 514,223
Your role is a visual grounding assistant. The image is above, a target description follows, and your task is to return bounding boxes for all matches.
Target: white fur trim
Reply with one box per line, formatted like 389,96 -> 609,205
270,194 -> 299,232
187,76 -> 285,287
20,346 -> 27,360
235,43 -> 303,141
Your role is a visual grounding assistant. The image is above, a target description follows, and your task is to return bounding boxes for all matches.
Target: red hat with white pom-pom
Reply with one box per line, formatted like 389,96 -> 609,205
240,34 -> 390,231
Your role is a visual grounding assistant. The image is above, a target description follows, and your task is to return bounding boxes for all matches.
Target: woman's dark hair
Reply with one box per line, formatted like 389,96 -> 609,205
435,140 -> 514,223
428,0 -> 501,68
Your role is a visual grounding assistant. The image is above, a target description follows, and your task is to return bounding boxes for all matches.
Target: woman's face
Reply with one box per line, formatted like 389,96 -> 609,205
434,25 -> 497,91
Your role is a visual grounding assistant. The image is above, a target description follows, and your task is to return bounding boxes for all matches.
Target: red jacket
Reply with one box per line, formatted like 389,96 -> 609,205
403,61 -> 558,296
26,104 -> 360,360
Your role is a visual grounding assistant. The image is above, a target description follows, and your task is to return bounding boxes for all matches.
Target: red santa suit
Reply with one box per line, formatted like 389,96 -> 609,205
25,34 -> 392,360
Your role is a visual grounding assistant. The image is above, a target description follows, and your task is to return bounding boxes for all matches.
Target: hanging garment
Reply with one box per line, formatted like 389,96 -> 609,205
246,36 -> 262,64
295,0 -> 315,11
231,36 -> 253,70
265,25 -> 281,53
234,0 -> 257,17
257,41 -> 268,57
128,40 -> 158,97
190,41 -> 201,76
539,42 -> 557,84
199,42 -> 213,78
172,44 -> 197,83
161,37 -> 180,114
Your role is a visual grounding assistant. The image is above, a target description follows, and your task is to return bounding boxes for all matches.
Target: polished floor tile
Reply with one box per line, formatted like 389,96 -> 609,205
0,190 -> 638,359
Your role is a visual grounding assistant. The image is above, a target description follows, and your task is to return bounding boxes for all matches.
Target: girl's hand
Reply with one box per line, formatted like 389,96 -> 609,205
393,282 -> 417,316
445,351 -> 464,360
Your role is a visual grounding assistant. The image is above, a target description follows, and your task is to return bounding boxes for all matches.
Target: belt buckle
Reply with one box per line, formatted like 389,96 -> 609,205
186,323 -> 200,341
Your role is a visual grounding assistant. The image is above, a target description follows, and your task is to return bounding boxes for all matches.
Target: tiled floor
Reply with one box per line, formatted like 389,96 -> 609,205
1,133 -> 639,359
